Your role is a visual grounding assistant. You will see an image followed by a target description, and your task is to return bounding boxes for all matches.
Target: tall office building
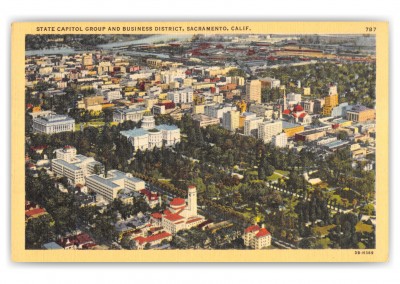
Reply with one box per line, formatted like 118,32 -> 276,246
222,110 -> 240,131
258,120 -> 282,143
245,80 -> 262,103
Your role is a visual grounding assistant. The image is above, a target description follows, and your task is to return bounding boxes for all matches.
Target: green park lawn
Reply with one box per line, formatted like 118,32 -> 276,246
75,121 -> 118,131
312,224 -> 336,236
315,237 -> 331,248
267,173 -> 281,181
355,222 -> 373,233
275,170 -> 289,176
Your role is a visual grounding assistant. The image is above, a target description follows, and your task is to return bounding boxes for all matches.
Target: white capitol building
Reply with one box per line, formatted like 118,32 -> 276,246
120,111 -> 181,151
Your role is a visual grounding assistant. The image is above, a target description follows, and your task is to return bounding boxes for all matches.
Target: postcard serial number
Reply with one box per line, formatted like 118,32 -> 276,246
355,251 -> 374,255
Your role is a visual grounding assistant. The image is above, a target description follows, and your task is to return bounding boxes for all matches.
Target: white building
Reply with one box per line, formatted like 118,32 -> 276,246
243,224 -> 272,249
231,76 -> 245,86
160,185 -> 205,234
141,111 -> 156,130
160,68 -> 187,84
272,132 -> 288,148
249,104 -> 274,118
120,122 -> 181,151
33,114 -> 75,134
102,89 -> 122,101
86,170 -> 145,202
222,110 -> 240,131
113,107 -> 146,123
258,120 -> 282,143
51,146 -> 103,185
167,88 -> 193,104
156,124 -> 181,146
204,104 -> 236,119
287,93 -> 302,104
244,117 -> 264,137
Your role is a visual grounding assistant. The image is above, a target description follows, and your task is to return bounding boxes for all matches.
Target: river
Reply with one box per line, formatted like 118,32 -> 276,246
25,34 -> 193,56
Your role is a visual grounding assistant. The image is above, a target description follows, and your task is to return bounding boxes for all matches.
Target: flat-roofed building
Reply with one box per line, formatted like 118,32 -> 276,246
295,129 -> 326,142
282,121 -> 305,138
260,77 -> 280,89
272,132 -> 288,148
222,110 -> 240,131
33,114 -> 75,134
113,107 -> 146,123
167,88 -> 193,104
244,117 -> 263,137
258,120 -> 282,143
192,114 -> 220,128
346,105 -> 376,122
51,146 -> 103,185
86,170 -> 145,202
120,124 -> 180,151
245,80 -> 262,103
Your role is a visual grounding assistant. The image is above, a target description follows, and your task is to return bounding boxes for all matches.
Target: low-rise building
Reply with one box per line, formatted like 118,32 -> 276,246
282,121 -> 305,138
295,129 -> 326,142
133,231 -> 172,249
113,107 -> 146,123
192,114 -> 220,128
160,186 -> 205,234
86,170 -> 145,202
346,105 -> 376,122
120,124 -> 180,151
33,114 -> 75,134
51,146 -> 103,185
243,224 -> 272,249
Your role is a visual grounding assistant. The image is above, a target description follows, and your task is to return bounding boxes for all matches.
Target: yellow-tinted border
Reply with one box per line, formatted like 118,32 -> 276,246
11,22 -> 389,262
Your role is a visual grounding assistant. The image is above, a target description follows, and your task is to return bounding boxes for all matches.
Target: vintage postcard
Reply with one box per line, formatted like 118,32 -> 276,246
11,22 -> 389,262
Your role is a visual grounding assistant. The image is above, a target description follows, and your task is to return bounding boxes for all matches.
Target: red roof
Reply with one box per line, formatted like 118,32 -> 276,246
151,212 -> 162,219
25,208 -> 46,218
186,217 -> 202,224
31,145 -> 47,151
255,228 -> 271,238
188,185 -> 196,189
244,225 -> 260,233
75,233 -> 94,245
293,104 -> 304,112
170,198 -> 185,206
299,113 -> 307,118
164,214 -> 184,222
283,109 -> 291,115
135,232 -> 171,245
141,189 -> 158,201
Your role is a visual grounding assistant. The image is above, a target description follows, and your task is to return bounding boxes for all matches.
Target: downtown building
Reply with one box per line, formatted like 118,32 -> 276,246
258,120 -> 283,143
51,146 -> 103,186
245,79 -> 262,103
86,170 -> 145,202
113,106 -> 146,123
120,112 -> 181,151
33,114 -> 75,134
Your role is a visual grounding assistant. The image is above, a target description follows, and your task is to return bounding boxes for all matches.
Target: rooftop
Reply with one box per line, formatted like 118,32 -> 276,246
120,128 -> 149,138
33,114 -> 75,124
155,124 -> 179,131
114,107 -> 145,114
52,159 -> 81,171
